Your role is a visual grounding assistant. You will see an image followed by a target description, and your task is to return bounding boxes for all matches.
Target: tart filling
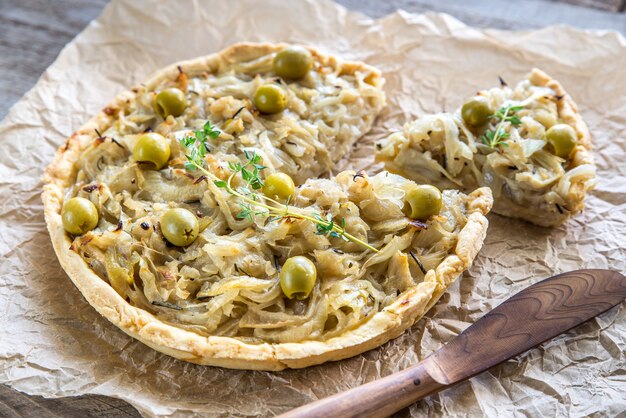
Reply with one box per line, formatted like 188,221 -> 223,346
67,160 -> 490,343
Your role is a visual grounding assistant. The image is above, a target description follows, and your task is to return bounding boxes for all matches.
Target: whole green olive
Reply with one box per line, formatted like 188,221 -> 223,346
461,97 -> 492,127
273,46 -> 313,80
155,88 -> 187,118
403,184 -> 443,220
160,208 -> 199,247
279,256 -> 317,300
253,84 -> 287,114
533,108 -> 557,129
62,197 -> 99,235
546,124 -> 577,159
133,133 -> 171,170
263,172 -> 295,201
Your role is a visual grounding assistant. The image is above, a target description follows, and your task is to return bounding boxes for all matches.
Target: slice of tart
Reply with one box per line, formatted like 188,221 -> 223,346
376,69 -> 596,227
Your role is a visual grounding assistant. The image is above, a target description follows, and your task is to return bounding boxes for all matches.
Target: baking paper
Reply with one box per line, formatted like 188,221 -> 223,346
0,0 -> 624,416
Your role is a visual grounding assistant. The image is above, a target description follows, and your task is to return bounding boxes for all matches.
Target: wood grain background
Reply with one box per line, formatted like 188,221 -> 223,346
1,0 -> 624,416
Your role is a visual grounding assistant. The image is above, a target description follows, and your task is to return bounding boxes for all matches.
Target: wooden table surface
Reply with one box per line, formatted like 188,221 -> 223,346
1,0 -> 625,416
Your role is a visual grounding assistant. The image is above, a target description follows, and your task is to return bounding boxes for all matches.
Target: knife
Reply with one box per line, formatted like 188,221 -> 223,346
279,269 -> 626,418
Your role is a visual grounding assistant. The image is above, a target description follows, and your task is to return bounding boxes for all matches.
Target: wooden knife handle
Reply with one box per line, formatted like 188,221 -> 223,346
278,358 -> 446,418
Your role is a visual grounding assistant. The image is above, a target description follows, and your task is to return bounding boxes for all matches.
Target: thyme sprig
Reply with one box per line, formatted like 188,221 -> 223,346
315,214 -> 348,241
181,121 -> 221,171
179,129 -> 378,253
480,105 -> 524,148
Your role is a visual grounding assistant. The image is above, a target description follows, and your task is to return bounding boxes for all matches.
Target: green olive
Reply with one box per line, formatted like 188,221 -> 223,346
253,84 -> 287,114
160,208 -> 199,247
461,97 -> 492,127
279,256 -> 317,300
263,173 -> 295,201
403,184 -> 443,220
62,197 -> 99,235
133,133 -> 171,170
273,46 -> 313,80
155,88 -> 187,118
546,124 -> 577,158
533,109 -> 557,129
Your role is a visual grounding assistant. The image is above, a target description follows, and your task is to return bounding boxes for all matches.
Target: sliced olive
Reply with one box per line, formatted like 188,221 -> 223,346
133,133 -> 171,170
461,97 -> 492,127
62,197 -> 99,235
403,184 -> 443,220
273,46 -> 313,80
279,256 -> 317,300
546,124 -> 577,158
155,88 -> 187,118
253,84 -> 287,114
160,208 -> 199,247
263,173 -> 295,201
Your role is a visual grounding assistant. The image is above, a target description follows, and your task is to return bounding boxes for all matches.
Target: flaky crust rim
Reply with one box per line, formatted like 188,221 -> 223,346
42,42 -> 491,370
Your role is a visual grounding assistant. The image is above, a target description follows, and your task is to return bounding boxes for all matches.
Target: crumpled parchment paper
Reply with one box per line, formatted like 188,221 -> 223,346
0,0 -> 624,416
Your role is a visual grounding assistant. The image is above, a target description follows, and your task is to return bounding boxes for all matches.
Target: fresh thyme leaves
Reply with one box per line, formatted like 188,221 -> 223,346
315,214 -> 349,241
236,203 -> 266,223
239,150 -> 266,190
493,105 -> 523,128
481,129 -> 510,148
179,131 -> 378,253
480,104 -> 524,148
224,154 -> 268,222
181,121 -> 221,170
